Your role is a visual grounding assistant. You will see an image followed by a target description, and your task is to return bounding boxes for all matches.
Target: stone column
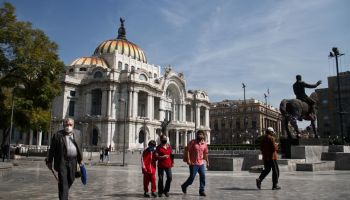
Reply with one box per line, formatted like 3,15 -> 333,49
184,130 -> 188,146
37,130 -> 42,146
205,107 -> 209,127
128,91 -> 132,118
111,90 -> 116,119
176,129 -> 179,152
196,105 -> 200,129
206,131 -> 211,144
147,95 -> 152,119
101,90 -> 107,116
182,104 -> 186,122
29,130 -> 33,145
107,89 -> 112,117
133,91 -> 139,118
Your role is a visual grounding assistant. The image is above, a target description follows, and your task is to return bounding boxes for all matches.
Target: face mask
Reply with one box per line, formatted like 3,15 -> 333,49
64,126 -> 73,133
161,139 -> 167,144
148,146 -> 156,152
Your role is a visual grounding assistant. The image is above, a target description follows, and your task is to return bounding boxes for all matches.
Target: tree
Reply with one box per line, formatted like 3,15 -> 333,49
0,2 -> 64,145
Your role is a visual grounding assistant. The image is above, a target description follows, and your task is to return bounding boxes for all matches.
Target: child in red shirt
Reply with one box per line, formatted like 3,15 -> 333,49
141,140 -> 157,198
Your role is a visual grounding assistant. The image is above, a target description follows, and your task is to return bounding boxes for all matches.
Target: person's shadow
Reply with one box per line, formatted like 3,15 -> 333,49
218,187 -> 265,191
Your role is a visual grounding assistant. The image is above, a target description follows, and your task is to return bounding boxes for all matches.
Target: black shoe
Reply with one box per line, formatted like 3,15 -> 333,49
151,192 -> 157,197
256,178 -> 261,189
144,192 -> 150,197
199,192 -> 206,196
272,185 -> 281,190
164,192 -> 169,197
158,193 -> 162,197
181,184 -> 187,194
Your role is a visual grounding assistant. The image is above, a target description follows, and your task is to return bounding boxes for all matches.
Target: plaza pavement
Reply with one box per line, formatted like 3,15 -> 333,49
1,153 -> 350,200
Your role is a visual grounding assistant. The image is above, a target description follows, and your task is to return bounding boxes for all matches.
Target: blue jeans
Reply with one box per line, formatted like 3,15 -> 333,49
182,164 -> 206,193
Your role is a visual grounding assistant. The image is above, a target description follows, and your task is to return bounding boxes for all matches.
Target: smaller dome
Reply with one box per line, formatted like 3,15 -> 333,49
70,57 -> 109,69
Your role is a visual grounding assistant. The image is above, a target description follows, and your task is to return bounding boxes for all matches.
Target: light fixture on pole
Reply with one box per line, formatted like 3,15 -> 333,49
119,98 -> 127,166
329,47 -> 346,144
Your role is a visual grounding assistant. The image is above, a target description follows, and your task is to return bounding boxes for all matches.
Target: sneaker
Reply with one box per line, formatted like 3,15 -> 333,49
181,184 -> 187,194
256,178 -> 261,189
199,192 -> 207,196
164,192 -> 169,197
151,192 -> 157,197
272,185 -> 281,190
144,192 -> 150,198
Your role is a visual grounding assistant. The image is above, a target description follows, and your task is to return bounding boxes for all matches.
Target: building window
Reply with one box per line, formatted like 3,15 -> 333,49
118,61 -> 122,70
69,68 -> 74,73
91,89 -> 102,115
125,64 -> 129,70
70,91 -> 76,97
154,73 -> 157,78
79,67 -> 87,71
93,71 -> 103,79
139,74 -> 148,81
236,118 -> 241,130
68,101 -> 75,116
221,119 -> 226,129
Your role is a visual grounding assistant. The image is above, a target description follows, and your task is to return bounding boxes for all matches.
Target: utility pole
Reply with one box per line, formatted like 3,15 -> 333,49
329,47 -> 345,144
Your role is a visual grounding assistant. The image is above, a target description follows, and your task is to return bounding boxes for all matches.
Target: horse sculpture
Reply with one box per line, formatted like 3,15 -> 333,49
280,92 -> 319,139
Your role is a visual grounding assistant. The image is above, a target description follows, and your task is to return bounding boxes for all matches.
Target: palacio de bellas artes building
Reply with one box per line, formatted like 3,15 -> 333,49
51,19 -> 211,152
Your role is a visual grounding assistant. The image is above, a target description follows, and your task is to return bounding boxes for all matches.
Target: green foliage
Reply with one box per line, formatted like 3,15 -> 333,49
0,2 -> 64,134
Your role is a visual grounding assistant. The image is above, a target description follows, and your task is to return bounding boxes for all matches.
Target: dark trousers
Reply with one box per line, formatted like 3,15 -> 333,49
58,158 -> 77,200
259,160 -> 279,186
158,168 -> 172,194
182,164 -> 206,193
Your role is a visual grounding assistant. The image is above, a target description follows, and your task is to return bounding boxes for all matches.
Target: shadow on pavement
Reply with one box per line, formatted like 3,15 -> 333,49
218,187 -> 260,191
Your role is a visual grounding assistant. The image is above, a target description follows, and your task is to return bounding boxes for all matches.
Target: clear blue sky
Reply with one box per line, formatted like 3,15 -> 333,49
5,0 -> 350,108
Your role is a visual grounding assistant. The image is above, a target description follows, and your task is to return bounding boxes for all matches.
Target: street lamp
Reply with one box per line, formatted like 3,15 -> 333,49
329,47 -> 346,144
8,84 -> 25,159
119,98 -> 127,166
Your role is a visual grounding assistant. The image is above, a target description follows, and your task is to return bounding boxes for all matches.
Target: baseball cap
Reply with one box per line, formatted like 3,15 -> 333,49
267,127 -> 275,133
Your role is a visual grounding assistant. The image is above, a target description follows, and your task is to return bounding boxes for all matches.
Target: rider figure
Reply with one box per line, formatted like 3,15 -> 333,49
293,75 -> 321,119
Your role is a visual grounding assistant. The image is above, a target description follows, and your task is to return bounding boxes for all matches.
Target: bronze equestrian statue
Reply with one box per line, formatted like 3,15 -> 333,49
280,75 -> 322,139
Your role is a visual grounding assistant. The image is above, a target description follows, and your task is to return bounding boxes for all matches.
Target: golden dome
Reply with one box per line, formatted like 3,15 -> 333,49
93,39 -> 147,63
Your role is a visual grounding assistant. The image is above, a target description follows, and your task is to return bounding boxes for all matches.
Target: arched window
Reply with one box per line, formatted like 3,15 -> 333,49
154,73 -> 157,78
93,71 -> 103,79
69,68 -> 74,73
118,61 -> 122,70
139,74 -> 147,81
79,67 -> 87,71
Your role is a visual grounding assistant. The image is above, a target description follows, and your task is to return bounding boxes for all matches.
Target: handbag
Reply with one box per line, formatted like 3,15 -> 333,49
75,163 -> 82,178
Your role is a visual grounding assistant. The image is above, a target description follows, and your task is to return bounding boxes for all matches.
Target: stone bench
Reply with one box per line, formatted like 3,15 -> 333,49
296,161 -> 335,171
208,157 -> 244,171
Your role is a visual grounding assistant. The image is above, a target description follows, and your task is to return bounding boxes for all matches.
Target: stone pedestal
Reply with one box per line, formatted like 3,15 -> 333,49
280,138 -> 328,158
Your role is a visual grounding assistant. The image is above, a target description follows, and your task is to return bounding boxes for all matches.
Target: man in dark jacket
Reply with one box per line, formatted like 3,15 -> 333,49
293,75 -> 321,115
46,118 -> 83,200
256,127 -> 280,190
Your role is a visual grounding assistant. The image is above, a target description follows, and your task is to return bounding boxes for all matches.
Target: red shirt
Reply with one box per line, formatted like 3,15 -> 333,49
188,139 -> 208,166
155,144 -> 173,169
141,149 -> 156,174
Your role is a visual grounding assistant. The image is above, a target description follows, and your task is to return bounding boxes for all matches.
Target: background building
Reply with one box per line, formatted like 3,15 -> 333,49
210,99 -> 282,144
51,21 -> 211,151
317,71 -> 350,139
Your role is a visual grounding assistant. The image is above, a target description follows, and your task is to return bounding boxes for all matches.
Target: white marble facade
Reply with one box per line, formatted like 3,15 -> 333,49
52,22 -> 211,151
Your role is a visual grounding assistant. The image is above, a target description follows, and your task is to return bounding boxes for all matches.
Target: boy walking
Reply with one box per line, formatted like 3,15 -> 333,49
141,140 -> 157,198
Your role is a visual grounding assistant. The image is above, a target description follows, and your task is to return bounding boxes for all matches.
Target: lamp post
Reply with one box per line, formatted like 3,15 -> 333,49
8,85 -> 25,159
242,83 -> 247,136
329,47 -> 346,144
119,98 -> 127,166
